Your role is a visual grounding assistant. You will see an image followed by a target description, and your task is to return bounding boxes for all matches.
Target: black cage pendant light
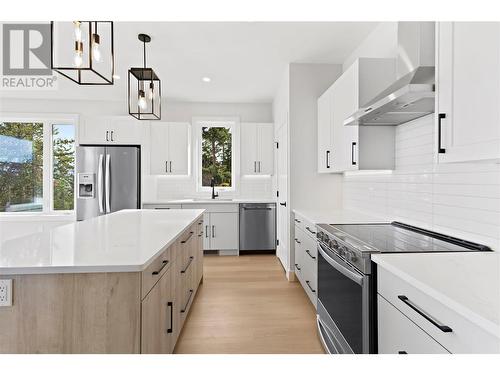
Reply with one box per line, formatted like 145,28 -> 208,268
51,21 -> 114,85
128,34 -> 161,120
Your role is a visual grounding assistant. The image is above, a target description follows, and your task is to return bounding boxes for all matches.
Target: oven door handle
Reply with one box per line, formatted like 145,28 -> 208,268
318,243 -> 364,285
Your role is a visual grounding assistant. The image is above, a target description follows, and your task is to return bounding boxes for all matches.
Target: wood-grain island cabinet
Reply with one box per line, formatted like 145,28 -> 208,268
0,218 -> 204,354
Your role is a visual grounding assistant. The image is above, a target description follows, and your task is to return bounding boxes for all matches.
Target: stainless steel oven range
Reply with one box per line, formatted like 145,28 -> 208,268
315,221 -> 491,354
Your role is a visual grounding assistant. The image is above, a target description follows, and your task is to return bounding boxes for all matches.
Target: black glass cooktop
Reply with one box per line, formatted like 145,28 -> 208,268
327,222 -> 490,253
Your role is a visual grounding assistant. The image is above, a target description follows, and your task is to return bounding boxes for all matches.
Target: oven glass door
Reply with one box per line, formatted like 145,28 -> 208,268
318,243 -> 364,353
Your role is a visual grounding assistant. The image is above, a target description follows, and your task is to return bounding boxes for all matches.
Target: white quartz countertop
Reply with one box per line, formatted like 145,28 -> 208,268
293,208 -> 387,225
0,209 -> 204,275
143,199 -> 276,205
372,252 -> 500,338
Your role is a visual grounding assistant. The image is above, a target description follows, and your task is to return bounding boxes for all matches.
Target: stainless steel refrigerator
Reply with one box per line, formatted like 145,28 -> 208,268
76,146 -> 140,221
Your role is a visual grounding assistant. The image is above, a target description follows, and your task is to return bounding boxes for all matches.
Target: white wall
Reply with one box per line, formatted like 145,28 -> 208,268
289,63 -> 344,211
343,115 -> 500,251
342,22 -> 398,71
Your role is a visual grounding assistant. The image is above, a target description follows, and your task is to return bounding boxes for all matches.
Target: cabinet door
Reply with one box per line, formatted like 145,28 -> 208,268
202,213 -> 211,250
334,64 -> 359,172
378,295 -> 449,354
141,268 -> 174,354
317,88 -> 333,173
150,123 -> 169,175
209,212 -> 239,250
437,22 -> 500,163
167,122 -> 189,175
240,123 -> 258,175
257,123 -> 274,175
79,116 -> 109,144
109,117 -> 143,145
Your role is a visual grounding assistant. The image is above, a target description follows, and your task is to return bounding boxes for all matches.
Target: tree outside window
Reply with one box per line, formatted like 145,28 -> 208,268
201,126 -> 232,187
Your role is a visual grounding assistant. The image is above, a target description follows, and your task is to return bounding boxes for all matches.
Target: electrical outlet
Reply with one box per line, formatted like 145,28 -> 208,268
0,279 -> 13,307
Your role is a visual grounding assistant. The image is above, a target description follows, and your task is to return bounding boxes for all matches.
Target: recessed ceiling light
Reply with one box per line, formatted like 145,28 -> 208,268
202,77 -> 211,83
113,74 -> 120,79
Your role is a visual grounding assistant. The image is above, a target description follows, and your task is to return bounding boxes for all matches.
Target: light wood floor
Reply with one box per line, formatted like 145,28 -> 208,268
174,254 -> 324,354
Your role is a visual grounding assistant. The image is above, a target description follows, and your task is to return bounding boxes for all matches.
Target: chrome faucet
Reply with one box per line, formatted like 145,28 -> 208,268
211,178 -> 219,200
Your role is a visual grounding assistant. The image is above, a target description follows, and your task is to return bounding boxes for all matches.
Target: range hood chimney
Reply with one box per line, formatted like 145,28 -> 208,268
344,22 -> 435,126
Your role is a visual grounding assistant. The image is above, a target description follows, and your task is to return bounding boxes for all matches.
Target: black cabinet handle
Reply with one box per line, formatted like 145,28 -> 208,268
398,351 -> 407,354
305,280 -> 316,293
105,131 -> 109,142
351,142 -> 357,165
326,150 -> 331,169
295,263 -> 301,271
305,249 -> 316,260
110,130 -> 114,142
166,301 -> 173,333
165,161 -> 168,173
152,260 -> 169,275
181,256 -> 194,274
398,295 -> 452,333
294,238 -> 301,244
294,218 -> 301,223
305,226 -> 316,235
438,113 -> 446,154
205,225 -> 209,238
279,202 -> 286,207
181,289 -> 194,313
169,161 -> 172,173
181,231 -> 194,244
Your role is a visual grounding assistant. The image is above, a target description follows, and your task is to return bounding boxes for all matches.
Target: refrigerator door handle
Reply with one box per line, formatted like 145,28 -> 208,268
97,154 -> 105,214
105,154 -> 111,213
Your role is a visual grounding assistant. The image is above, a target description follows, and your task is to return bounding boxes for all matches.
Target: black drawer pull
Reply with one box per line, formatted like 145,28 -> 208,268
305,226 -> 316,235
294,238 -> 301,244
326,150 -> 330,169
351,142 -> 357,165
167,301 -> 173,333
294,218 -> 301,223
295,263 -> 301,271
181,256 -> 194,274
181,231 -> 194,244
152,260 -> 169,275
181,289 -> 194,313
398,295 -> 452,333
305,249 -> 316,260
305,280 -> 316,293
279,202 -> 287,207
398,351 -> 407,354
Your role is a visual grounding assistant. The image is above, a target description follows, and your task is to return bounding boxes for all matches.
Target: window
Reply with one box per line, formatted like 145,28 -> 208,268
52,124 -> 76,211
0,122 -> 44,212
0,117 -> 76,214
201,126 -> 233,188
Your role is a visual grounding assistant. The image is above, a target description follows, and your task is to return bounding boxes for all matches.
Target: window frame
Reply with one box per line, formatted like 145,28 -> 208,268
0,113 -> 79,217
192,117 -> 240,193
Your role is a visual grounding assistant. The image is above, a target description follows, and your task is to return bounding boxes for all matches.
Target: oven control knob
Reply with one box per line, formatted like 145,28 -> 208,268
338,246 -> 346,257
348,251 -> 358,263
330,239 -> 338,248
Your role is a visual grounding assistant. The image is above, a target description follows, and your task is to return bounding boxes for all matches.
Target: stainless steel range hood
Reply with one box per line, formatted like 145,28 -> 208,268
344,22 -> 435,126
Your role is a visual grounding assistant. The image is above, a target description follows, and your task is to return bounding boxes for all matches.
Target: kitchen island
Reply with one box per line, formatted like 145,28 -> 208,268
0,209 -> 205,354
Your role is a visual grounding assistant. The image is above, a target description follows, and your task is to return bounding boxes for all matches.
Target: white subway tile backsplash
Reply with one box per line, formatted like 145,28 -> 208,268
342,114 -> 500,251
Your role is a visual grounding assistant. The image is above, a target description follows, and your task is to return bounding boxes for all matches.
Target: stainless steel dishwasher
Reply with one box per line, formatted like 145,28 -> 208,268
239,203 -> 276,251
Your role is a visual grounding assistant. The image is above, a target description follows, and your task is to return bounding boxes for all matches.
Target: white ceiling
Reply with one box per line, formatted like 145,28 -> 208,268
4,22 -> 379,103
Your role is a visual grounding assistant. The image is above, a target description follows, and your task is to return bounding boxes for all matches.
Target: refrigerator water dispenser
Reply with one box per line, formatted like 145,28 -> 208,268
77,173 -> 96,198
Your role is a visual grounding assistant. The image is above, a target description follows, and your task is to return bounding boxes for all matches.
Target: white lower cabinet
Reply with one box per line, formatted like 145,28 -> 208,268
377,266 -> 500,353
293,212 -> 317,307
378,295 -> 449,354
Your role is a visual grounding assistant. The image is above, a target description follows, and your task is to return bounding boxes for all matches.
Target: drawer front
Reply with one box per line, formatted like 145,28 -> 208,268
143,204 -> 182,209
378,266 -> 500,353
293,212 -> 317,240
142,246 -> 172,299
378,295 -> 449,354
180,203 -> 239,213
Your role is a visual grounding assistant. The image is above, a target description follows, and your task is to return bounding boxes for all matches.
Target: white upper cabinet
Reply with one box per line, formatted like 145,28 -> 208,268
79,116 -> 143,145
318,58 -> 396,173
436,22 -> 500,163
317,85 -> 334,173
150,122 -> 189,175
241,123 -> 274,175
